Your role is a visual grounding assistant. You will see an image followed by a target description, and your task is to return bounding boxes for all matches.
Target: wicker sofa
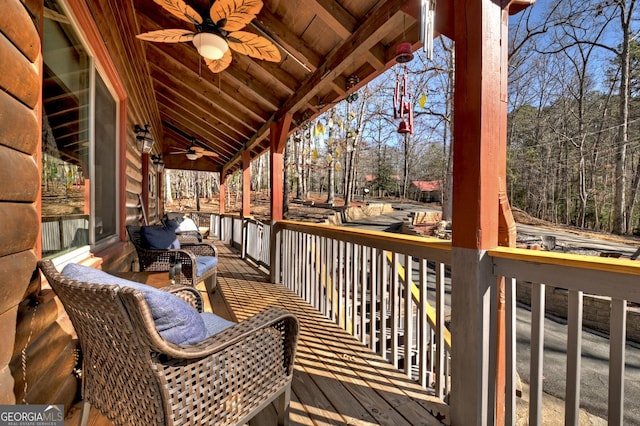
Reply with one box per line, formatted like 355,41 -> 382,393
126,224 -> 218,297
38,259 -> 299,426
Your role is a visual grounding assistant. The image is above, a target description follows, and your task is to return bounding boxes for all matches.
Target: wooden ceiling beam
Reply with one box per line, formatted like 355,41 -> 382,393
153,78 -> 253,142
145,44 -> 269,123
157,109 -> 236,160
366,43 -> 386,70
310,0 -> 358,39
149,65 -> 260,136
275,0 -> 412,120
253,7 -> 323,72
156,94 -> 237,159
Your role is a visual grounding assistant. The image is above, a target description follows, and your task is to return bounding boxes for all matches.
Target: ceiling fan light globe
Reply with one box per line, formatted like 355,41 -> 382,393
193,32 -> 228,60
186,152 -> 200,160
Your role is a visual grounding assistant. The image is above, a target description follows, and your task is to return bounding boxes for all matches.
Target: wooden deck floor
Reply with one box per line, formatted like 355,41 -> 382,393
66,243 -> 448,425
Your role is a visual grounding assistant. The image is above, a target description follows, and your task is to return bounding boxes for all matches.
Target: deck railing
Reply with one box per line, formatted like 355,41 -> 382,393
491,248 -> 640,425
204,214 -> 639,424
270,220 -> 453,398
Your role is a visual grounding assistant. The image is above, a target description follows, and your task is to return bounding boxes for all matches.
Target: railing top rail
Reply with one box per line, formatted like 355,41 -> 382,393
491,246 -> 640,303
490,246 -> 640,276
273,220 -> 452,262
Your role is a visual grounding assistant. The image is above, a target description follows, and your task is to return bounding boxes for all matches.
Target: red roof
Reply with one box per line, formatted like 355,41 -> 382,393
411,180 -> 441,191
365,174 -> 401,182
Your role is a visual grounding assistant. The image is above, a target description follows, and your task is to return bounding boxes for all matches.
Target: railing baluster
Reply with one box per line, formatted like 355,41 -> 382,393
320,236 -> 334,318
352,244 -> 359,339
360,245 -> 367,344
419,258 -> 428,388
369,247 -> 378,351
608,298 -> 627,426
506,277 -> 516,426
338,241 -> 345,329
435,262 -> 446,399
391,252 -> 399,368
529,283 -> 546,426
346,242 -> 352,333
403,253 -> 413,377
380,249 -> 388,359
565,289 -> 583,426
332,239 -> 338,322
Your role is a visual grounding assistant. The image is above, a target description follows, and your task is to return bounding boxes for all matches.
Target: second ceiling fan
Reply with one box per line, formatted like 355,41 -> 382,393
169,140 -> 219,160
136,0 -> 281,73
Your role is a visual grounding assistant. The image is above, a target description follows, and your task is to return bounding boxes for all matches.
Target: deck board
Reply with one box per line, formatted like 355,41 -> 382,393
65,242 -> 448,425
216,245 -> 448,426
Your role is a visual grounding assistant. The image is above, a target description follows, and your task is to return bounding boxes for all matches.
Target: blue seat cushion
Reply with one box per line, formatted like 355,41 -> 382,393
201,312 -> 235,337
141,224 -> 180,249
61,263 -> 206,345
196,256 -> 218,277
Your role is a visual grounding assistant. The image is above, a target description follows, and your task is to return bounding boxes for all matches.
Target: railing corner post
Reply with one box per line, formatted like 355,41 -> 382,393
270,221 -> 281,284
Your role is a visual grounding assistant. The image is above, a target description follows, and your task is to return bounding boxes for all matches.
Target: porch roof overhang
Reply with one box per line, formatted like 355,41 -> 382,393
89,0 -> 532,174
88,0 -> 440,173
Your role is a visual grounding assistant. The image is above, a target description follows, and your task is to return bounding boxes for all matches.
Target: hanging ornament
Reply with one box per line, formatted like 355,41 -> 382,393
395,42 -> 414,64
419,93 -> 427,109
421,0 -> 436,60
345,75 -> 360,103
397,119 -> 411,134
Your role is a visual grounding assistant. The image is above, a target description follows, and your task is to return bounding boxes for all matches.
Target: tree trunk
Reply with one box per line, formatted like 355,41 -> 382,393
613,0 -> 635,234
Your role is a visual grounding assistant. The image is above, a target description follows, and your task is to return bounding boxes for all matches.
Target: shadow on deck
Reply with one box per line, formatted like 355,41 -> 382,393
66,242 -> 448,425
214,244 -> 448,425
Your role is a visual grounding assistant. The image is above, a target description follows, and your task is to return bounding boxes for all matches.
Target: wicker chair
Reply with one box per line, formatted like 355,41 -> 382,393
126,224 -> 218,296
38,259 -> 299,426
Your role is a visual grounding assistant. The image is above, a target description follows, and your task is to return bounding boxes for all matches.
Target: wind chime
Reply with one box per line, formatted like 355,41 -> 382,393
393,43 -> 414,135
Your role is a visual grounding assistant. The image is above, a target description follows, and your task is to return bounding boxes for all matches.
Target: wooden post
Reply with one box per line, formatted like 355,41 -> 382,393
141,154 -> 150,223
219,170 -> 227,215
242,150 -> 251,217
270,114 -> 292,222
450,0 -> 506,423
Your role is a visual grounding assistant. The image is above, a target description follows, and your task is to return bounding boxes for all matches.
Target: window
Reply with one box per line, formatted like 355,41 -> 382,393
41,0 -> 119,258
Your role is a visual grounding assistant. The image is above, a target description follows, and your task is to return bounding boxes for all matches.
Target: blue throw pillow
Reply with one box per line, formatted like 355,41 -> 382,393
61,263 -> 206,345
141,224 -> 180,249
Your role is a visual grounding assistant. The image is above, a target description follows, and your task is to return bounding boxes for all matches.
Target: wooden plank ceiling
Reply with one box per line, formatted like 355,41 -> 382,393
89,0 -> 423,173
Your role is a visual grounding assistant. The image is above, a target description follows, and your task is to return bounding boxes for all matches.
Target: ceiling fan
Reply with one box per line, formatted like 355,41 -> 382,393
169,140 -> 219,160
136,0 -> 281,73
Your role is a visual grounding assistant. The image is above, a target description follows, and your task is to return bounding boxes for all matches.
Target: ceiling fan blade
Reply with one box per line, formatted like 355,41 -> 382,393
205,49 -> 233,73
136,29 -> 195,43
227,31 -> 281,62
210,0 -> 263,32
201,151 -> 219,157
153,0 -> 203,25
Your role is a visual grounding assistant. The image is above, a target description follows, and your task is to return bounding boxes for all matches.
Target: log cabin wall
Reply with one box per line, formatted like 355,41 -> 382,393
0,0 -> 81,408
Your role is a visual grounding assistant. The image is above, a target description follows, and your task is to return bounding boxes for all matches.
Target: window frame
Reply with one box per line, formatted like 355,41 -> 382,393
43,0 -> 125,264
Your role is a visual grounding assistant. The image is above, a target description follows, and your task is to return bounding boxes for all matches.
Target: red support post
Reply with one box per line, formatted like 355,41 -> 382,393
242,151 -> 251,217
450,0 -> 510,423
269,114 -> 292,222
219,170 -> 227,215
